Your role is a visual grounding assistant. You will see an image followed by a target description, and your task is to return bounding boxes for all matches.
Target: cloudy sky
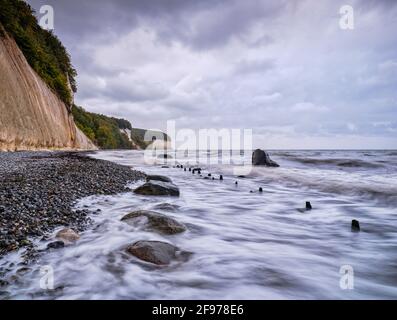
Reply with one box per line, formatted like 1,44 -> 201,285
26,0 -> 397,149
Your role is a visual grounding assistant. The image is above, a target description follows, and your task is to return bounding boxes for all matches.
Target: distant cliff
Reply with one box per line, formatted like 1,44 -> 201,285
72,105 -> 135,150
72,106 -> 169,150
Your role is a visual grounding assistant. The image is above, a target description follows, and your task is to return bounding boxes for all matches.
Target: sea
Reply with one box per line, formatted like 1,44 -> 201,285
2,149 -> 397,299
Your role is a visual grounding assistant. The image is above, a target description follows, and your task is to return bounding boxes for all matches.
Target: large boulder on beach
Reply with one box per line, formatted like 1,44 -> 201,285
126,240 -> 188,265
146,175 -> 172,183
121,210 -> 186,235
134,181 -> 180,196
252,149 -> 279,167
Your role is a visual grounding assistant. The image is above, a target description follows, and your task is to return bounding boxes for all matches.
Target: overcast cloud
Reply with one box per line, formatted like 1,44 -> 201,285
26,0 -> 397,149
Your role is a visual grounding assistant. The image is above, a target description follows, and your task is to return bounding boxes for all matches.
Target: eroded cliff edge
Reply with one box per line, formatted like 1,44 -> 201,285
0,32 -> 96,151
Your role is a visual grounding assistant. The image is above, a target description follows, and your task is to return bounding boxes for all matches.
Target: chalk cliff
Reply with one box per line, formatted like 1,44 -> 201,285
0,32 -> 96,151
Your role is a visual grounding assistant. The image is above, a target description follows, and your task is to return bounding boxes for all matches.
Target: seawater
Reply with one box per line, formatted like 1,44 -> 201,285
3,150 -> 397,299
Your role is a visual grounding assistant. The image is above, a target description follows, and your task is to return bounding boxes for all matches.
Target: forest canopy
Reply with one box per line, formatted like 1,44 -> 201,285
72,105 -> 134,150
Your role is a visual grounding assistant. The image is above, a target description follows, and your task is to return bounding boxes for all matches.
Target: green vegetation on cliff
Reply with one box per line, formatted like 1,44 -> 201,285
0,0 -> 76,105
72,105 -> 134,149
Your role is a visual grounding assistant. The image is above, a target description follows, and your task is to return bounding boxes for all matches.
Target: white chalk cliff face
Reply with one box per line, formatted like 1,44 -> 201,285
0,33 -> 97,151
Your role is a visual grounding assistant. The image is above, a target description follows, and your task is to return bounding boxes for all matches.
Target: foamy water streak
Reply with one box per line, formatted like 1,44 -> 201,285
4,150 -> 397,299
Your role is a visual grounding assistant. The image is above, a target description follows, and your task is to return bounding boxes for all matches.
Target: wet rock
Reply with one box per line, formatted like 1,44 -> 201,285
134,181 -> 180,197
352,220 -> 360,232
252,149 -> 279,167
121,210 -> 186,235
153,203 -> 180,212
126,240 -> 189,265
220,175 -> 223,181
47,241 -> 64,249
0,280 -> 9,287
146,175 -> 172,183
56,228 -> 80,243
16,267 -> 31,275
306,202 -> 312,210
259,187 -> 263,192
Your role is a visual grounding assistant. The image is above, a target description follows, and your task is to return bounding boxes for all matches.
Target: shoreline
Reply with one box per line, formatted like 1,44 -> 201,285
0,151 -> 145,257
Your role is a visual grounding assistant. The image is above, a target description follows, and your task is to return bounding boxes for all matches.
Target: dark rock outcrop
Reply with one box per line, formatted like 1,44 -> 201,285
121,210 -> 186,235
252,149 -> 279,167
134,181 -> 180,196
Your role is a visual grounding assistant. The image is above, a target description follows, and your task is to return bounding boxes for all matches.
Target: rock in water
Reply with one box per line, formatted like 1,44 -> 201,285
306,202 -> 312,210
47,241 -> 65,249
252,149 -> 279,167
126,241 -> 184,265
153,203 -> 180,212
56,228 -> 80,242
146,175 -> 173,183
351,220 -> 360,232
134,181 -> 180,196
121,210 -> 186,235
